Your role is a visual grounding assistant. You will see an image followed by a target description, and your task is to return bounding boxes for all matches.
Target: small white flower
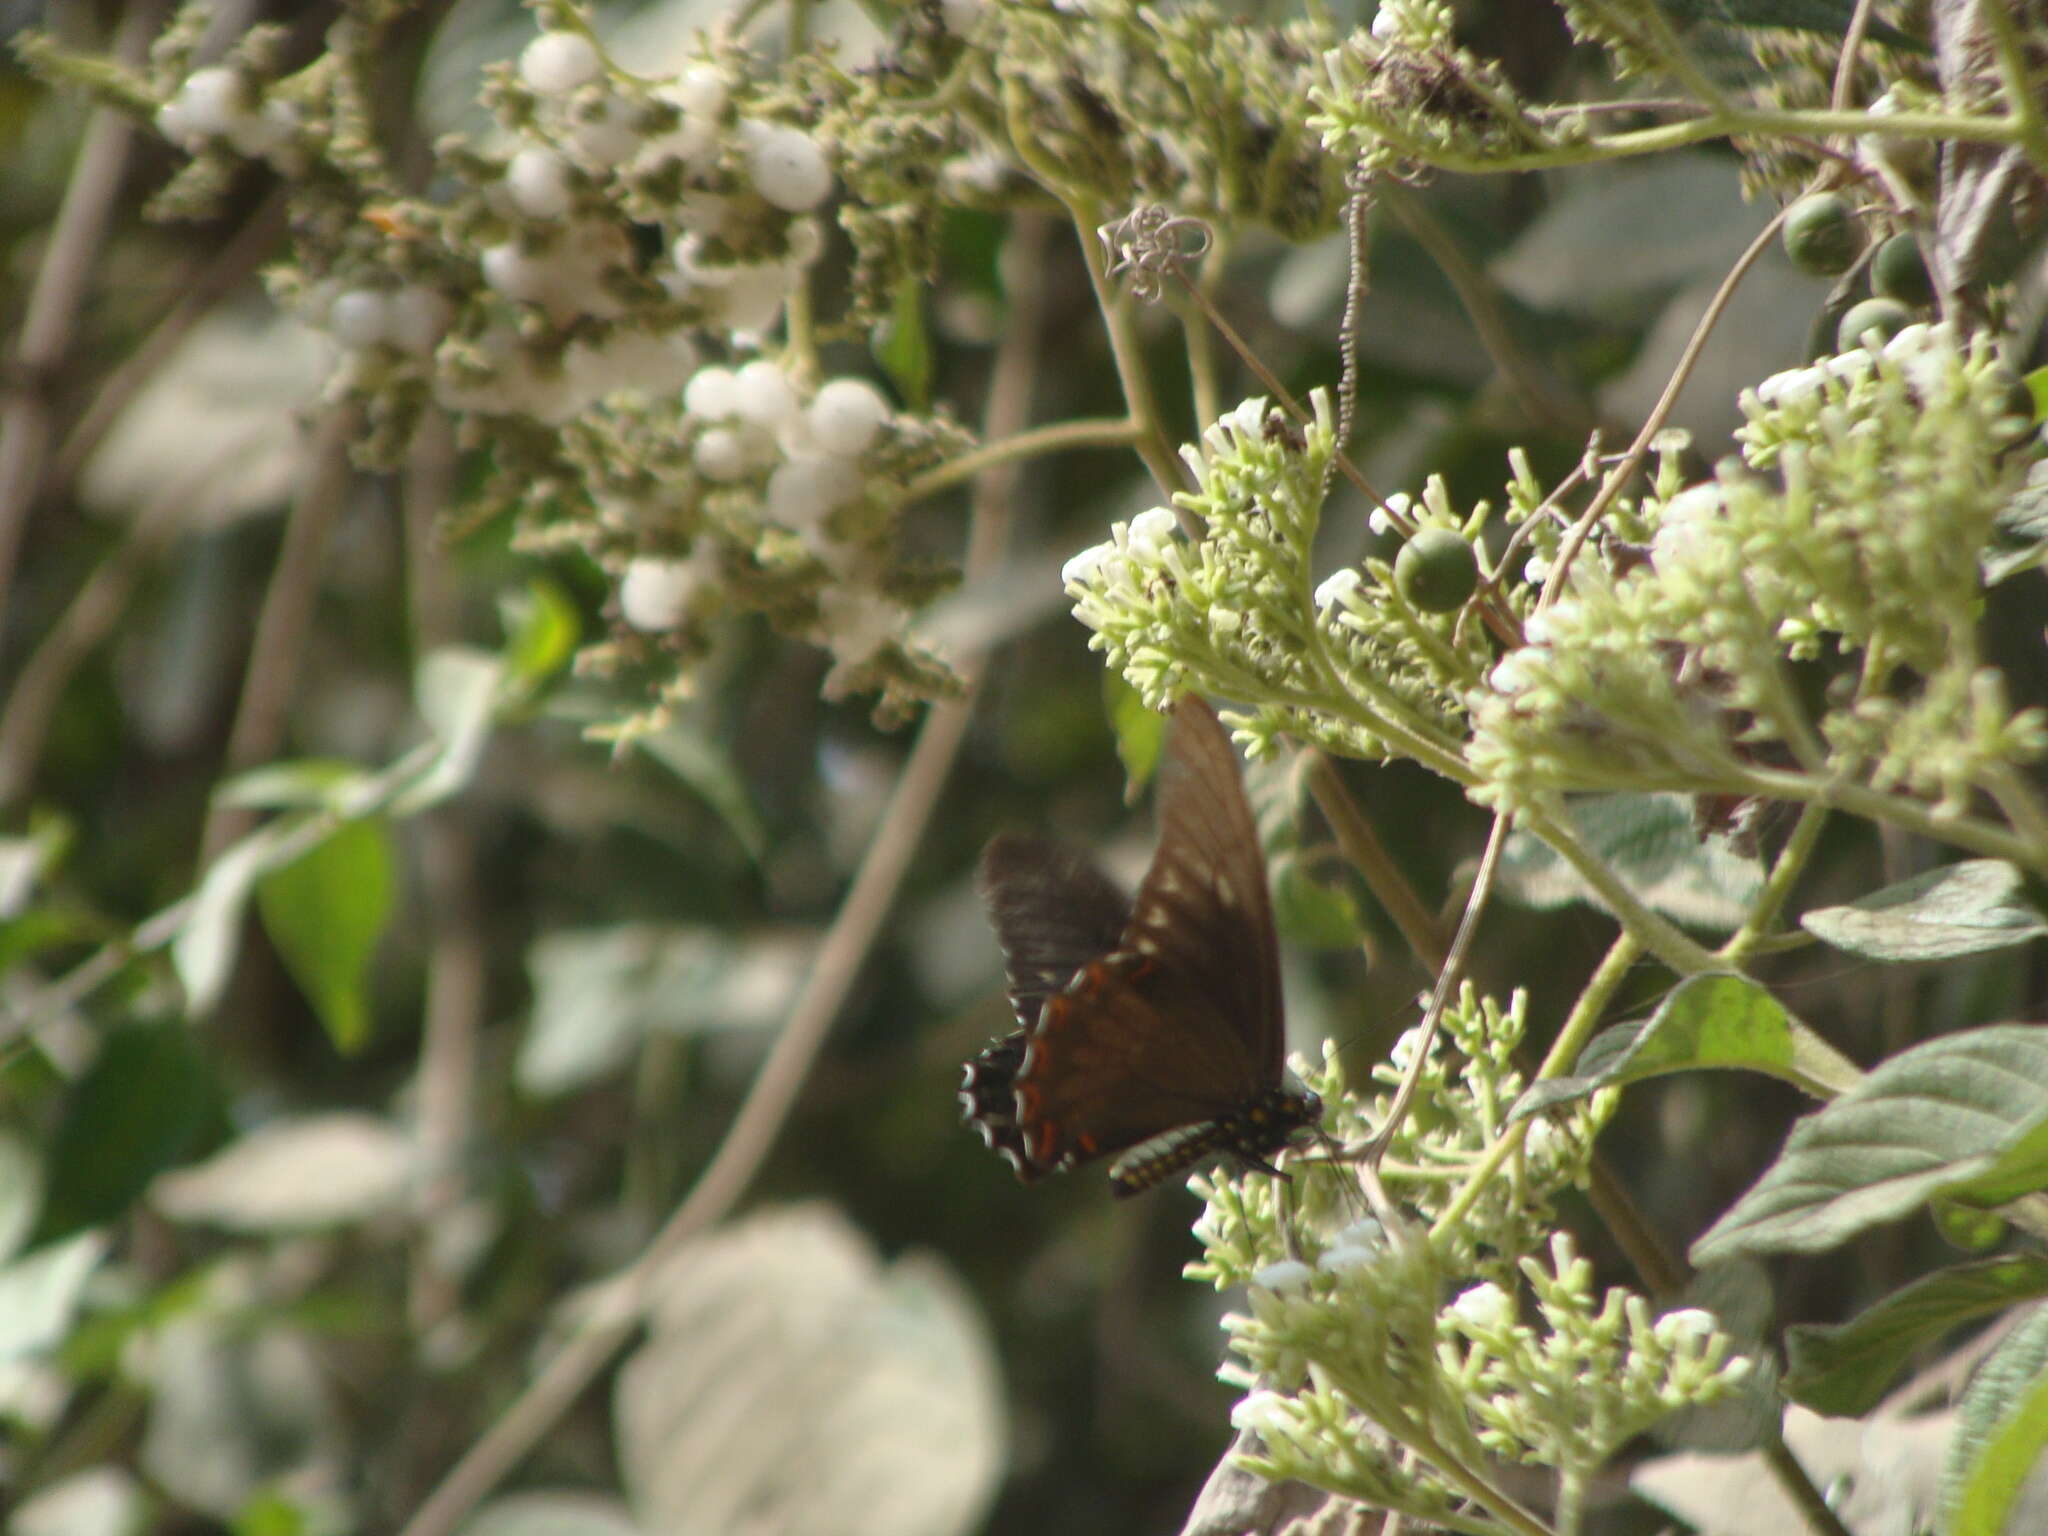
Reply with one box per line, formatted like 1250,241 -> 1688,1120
731,359 -> 799,428
566,96 -> 639,169
692,426 -> 752,481
1522,553 -> 1550,585
818,587 -> 902,664
1445,1282 -> 1512,1331
1230,1389 -> 1294,1436
712,262 -> 795,335
807,378 -> 890,457
684,366 -> 740,419
386,287 -> 452,357
166,67 -> 253,143
1489,648 -> 1545,695
1062,542 -> 1116,587
744,122 -> 833,213
765,455 -> 860,530
1125,507 -> 1181,559
328,289 -> 392,349
672,63 -> 728,121
1314,567 -> 1363,609
1654,1308 -> 1718,1350
619,556 -> 702,631
520,31 -> 602,95
506,147 -> 574,220
480,243 -> 553,305
1370,7 -> 1401,40
1250,1260 -> 1314,1295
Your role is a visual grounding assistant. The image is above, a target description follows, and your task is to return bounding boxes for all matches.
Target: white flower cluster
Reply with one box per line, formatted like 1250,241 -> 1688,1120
1062,395 -> 1342,712
157,65 -> 303,170
1472,323 -> 2043,811
1437,1234 -> 1752,1474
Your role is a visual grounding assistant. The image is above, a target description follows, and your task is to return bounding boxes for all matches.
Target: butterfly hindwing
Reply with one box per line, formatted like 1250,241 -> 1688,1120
961,695 -> 1315,1194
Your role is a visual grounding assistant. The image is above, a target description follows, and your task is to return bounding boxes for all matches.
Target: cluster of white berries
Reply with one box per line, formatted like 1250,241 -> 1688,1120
156,66 -> 303,170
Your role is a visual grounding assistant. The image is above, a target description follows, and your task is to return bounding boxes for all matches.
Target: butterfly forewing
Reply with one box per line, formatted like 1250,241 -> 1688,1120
1123,699 -> 1285,1078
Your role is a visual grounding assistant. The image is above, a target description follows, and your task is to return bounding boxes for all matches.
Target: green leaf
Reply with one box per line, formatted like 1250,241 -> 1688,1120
1784,1256 -> 2048,1416
499,576 -> 581,692
1985,461 -> 2048,585
0,1231 -> 108,1360
392,647 -> 501,815
872,276 -> 930,412
214,759 -> 368,812
1271,852 -> 1364,951
1944,1303 -> 2048,1536
1495,794 -> 1762,935
33,1022 -> 218,1245
1656,0 -> 1925,49
637,725 -> 768,862
1106,674 -> 1165,794
1690,1026 -> 2048,1267
256,818 -> 395,1055
1509,974 -> 1859,1121
1801,860 -> 2048,961
173,828 -> 279,1017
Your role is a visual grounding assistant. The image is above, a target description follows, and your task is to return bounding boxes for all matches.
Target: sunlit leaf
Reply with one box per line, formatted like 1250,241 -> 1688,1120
1691,1026 -> 2048,1266
1785,1255 -> 2048,1416
392,648 -> 501,814
0,1231 -> 107,1360
152,1115 -> 413,1232
173,831 -> 276,1017
1943,1303 -> 2048,1536
1801,860 -> 2048,961
215,759 -> 367,812
873,275 -> 931,411
1510,974 -> 1858,1122
616,1205 -> 1003,1536
256,817 -> 395,1054
498,576 -> 581,693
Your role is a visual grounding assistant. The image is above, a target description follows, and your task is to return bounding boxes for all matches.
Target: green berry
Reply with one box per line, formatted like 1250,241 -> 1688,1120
1782,193 -> 1863,275
1837,297 -> 1911,352
1394,527 -> 1478,612
1871,233 -> 1934,306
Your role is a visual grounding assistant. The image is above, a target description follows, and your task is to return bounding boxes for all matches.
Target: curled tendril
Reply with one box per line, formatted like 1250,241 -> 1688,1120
1098,203 -> 1213,301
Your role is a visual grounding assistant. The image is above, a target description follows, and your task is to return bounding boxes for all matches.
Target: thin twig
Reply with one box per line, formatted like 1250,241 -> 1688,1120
0,0 -> 168,639
200,404 -> 361,862
49,188 -> 291,494
1541,206 -> 1790,606
393,214 -> 1054,1536
1366,810 -> 1510,1161
401,407 -> 482,1337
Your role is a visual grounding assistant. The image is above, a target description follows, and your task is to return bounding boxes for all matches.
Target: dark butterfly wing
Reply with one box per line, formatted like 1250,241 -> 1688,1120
962,835 -> 1131,1182
976,833 -> 1131,1031
1120,696 -> 1285,1081
962,695 -> 1307,1193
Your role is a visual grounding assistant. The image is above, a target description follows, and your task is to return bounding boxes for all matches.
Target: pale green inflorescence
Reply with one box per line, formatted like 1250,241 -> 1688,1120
1471,323 -> 2045,816
1064,389 -> 1485,765
1185,989 -> 1748,1526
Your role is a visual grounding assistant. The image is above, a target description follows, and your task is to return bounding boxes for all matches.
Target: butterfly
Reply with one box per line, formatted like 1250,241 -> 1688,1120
960,695 -> 1321,1196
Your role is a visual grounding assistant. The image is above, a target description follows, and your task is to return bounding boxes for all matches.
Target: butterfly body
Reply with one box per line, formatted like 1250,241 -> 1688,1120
961,696 -> 1320,1197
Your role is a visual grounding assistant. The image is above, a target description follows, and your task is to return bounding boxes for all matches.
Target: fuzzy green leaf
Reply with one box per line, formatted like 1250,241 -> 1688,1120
1509,974 -> 1856,1122
256,818 -> 395,1055
1801,860 -> 2048,961
1784,1256 -> 2048,1416
1496,794 -> 1762,935
1691,1027 -> 2048,1266
1943,1303 -> 2048,1536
